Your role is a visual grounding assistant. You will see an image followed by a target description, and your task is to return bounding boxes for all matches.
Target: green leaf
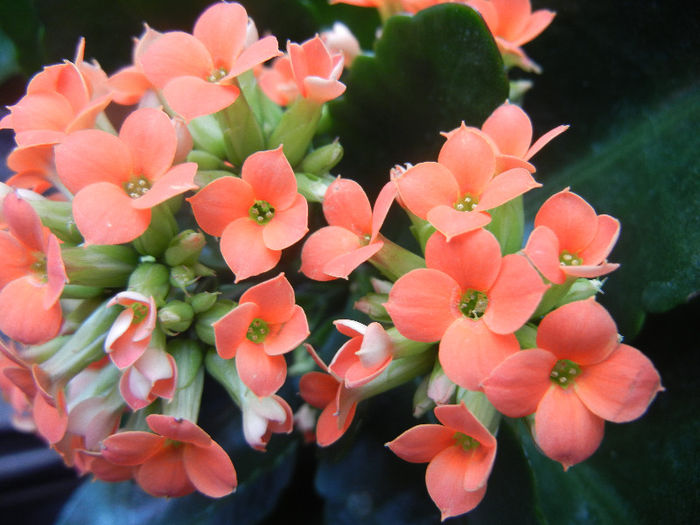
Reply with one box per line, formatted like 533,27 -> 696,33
328,4 -> 508,192
526,86 -> 700,336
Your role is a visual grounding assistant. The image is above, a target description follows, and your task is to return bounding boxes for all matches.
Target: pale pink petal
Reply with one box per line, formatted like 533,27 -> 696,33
302,76 -> 346,103
213,302 -> 260,360
524,226 -> 566,284
163,76 -> 240,121
140,32 -> 212,89
55,129 -> 131,193
425,228 -> 501,292
535,190 -> 598,253
72,183 -> 150,245
236,340 -> 287,397
439,317 -> 519,391
264,305 -> 309,356
189,176 -> 253,236
323,178 -> 372,235
575,344 -> 663,423
579,214 -> 620,266
300,226 -> 362,281
386,424 -> 454,463
484,253 -> 548,334
329,338 -> 360,380
426,205 -> 491,240
474,167 -> 541,212
438,125 -> 497,196
537,299 -> 618,365
183,441 -> 237,497
242,147 -> 297,210
395,162 -> 459,219
323,242 -> 383,280
534,385 -> 605,470
239,273 -> 295,324
562,262 -> 621,279
44,234 -> 68,309
192,2 -> 247,69
228,36 -> 281,79
119,107 -> 177,179
482,349 -> 558,417
426,446 -> 488,520
262,194 -> 308,250
385,269 -> 461,342
481,103 -> 532,158
131,162 -> 198,210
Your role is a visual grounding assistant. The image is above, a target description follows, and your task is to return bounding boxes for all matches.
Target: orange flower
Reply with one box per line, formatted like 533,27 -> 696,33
189,147 -> 308,281
139,2 -> 280,121
213,273 -> 309,397
385,229 -> 547,390
300,179 -> 395,280
387,402 -> 497,520
524,189 -> 620,284
101,414 -> 237,498
482,299 -> 663,469
287,35 -> 346,104
54,107 -> 198,245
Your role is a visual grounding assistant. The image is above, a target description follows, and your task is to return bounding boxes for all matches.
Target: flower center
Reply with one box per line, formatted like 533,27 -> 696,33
207,67 -> 228,83
130,302 -> 149,324
453,432 -> 480,451
550,359 -> 581,388
459,289 -> 489,320
453,193 -> 479,212
246,318 -> 270,343
30,253 -> 47,279
123,175 -> 151,198
559,250 -> 583,266
249,200 -> 275,225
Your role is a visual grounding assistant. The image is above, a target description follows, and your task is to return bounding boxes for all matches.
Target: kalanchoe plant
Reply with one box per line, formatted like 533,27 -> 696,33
0,1 -> 669,523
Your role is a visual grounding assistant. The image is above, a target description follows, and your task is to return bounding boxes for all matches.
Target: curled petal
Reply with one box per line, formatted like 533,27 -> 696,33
146,414 -> 211,447
579,214 -> 620,266
386,424 -> 454,463
524,226 -> 566,284
183,440 -> 237,498
101,431 -> 165,465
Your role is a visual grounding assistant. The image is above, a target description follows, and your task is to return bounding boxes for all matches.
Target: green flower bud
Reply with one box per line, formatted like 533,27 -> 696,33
28,199 -> 83,244
61,244 -> 139,288
189,291 -> 219,314
158,300 -> 194,334
299,141 -> 344,175
267,97 -> 323,167
169,265 -> 197,290
165,230 -> 206,267
295,172 -> 336,203
128,262 -> 170,305
188,114 -> 227,158
194,299 -> 235,345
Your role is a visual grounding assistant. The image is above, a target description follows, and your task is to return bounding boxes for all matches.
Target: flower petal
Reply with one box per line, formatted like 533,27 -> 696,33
236,340 -> 286,397
131,162 -> 198,210
242,147 -> 298,210
370,181 -> 397,240
426,205 -> 491,241
119,107 -> 176,180
438,125 -> 497,196
141,32 -> 212,89
579,214 -> 620,266
101,431 -> 165,465
386,424 -> 454,463
299,371 -> 337,409
300,226 -> 362,281
0,276 -> 62,344
262,193 -> 308,250
189,176 -> 253,236
535,189 -> 598,254
163,76 -> 240,121
434,403 -> 497,449
146,414 -> 211,447
394,162 -> 458,219
323,242 -> 383,280
474,167 -> 541,212
524,225 -> 566,284
183,441 -> 237,498
239,273 -> 295,324
213,301 -> 260,360
264,305 -> 309,356
136,446 -> 195,498
481,102 -> 532,159
192,2 -> 247,69
323,178 -> 372,235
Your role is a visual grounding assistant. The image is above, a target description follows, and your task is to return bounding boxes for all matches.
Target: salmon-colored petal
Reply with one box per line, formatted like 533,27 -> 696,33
579,214 -> 620,266
67,95 -> 113,135
463,444 -> 497,492
33,389 -> 67,444
427,205 -> 491,240
163,76 -> 240,121
426,446 -> 488,520
524,226 -> 566,284
236,340 -> 287,397
576,344 -> 663,423
0,232 -> 32,287
183,441 -> 237,497
323,242 -> 383,279
141,32 -> 212,89
7,92 -> 72,136
534,190 -> 598,253
300,226 -> 362,281
239,274 -> 293,324
495,154 -> 536,174
299,371 -> 338,408
386,424 -> 454,463
370,181 -> 397,240
303,76 -> 346,104
213,302 -> 260,360
434,403 -> 497,449
438,126 -> 497,196
537,299 -> 618,365
192,2 -> 247,69
323,178 -> 372,235
439,317 -> 519,391
385,268 -> 460,342
242,148 -> 298,211
316,397 -> 357,447
3,192 -> 45,252
481,103 -> 532,158
0,276 -> 62,344
425,228 -> 501,292
562,262 -> 620,279
44,234 -> 68,309
55,129 -> 131,193
484,253 -> 548,334
73,183 -> 151,245
475,167 -> 541,212
136,445 -> 195,498
119,107 -> 176,179
344,354 -> 391,388
264,305 -> 309,356
131,162 -> 198,210
146,414 -> 212,447
534,385 -> 604,470
490,0 -> 531,40
262,194 -> 308,250
482,349 -> 557,417
108,66 -> 152,105
220,218 -> 280,282
525,124 -> 568,161
101,431 -> 166,465
395,162 -> 458,219
189,176 -> 253,236
229,36 -> 281,79
513,9 -> 556,47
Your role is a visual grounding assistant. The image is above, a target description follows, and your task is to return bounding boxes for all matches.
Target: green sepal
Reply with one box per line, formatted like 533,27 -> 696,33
158,300 -> 194,334
162,339 -> 204,422
132,204 -> 178,257
164,230 -> 206,267
188,113 -> 227,158
188,291 -> 219,314
28,199 -> 83,244
61,244 -> 138,288
267,97 -> 323,167
299,141 -> 344,175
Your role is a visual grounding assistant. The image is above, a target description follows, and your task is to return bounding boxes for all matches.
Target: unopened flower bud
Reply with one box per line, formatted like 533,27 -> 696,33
299,141 -> 344,175
195,299 -> 235,345
320,22 -> 361,67
169,265 -> 197,290
172,117 -> 193,164
354,293 -> 391,323
189,291 -> 219,314
62,245 -> 139,287
559,278 -> 603,305
188,113 -> 227,158
295,171 -> 336,203
127,262 -> 170,305
164,230 -> 206,266
27,199 -> 83,244
158,300 -> 194,334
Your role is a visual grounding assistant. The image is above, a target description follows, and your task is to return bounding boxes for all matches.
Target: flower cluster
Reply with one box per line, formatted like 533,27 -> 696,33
0,0 -> 661,519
